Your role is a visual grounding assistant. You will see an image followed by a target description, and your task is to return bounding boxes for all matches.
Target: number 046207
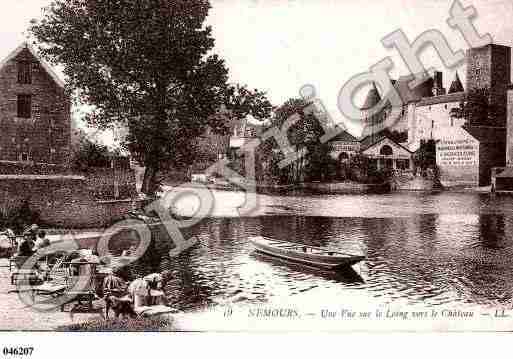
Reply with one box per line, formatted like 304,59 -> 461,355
2,347 -> 34,356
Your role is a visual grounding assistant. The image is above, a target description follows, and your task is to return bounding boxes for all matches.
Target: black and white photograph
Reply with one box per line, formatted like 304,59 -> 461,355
0,0 -> 513,349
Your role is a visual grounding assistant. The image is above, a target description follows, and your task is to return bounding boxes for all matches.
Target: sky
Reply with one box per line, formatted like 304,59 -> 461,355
1,0 -> 513,141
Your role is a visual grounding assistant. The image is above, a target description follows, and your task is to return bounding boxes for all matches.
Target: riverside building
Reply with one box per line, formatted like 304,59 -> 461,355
346,43 -> 511,187
0,42 -> 72,166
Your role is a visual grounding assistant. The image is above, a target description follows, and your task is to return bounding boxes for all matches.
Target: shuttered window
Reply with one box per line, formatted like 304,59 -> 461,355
17,61 -> 32,84
17,95 -> 32,118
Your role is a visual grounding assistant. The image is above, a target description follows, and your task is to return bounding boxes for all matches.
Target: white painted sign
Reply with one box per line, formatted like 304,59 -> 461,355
437,139 -> 478,167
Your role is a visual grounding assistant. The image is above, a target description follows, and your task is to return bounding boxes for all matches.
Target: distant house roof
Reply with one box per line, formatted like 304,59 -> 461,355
359,133 -> 413,154
359,134 -> 386,151
463,126 -> 506,143
0,42 -> 65,88
449,72 -> 464,94
391,74 -> 434,104
360,134 -> 412,153
417,91 -> 466,106
328,129 -> 359,142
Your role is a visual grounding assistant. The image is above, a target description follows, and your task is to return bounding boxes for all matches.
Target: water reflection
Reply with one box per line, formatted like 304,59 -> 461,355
115,193 -> 513,311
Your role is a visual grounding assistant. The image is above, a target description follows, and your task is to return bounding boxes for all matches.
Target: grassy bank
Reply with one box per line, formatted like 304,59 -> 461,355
56,316 -> 174,332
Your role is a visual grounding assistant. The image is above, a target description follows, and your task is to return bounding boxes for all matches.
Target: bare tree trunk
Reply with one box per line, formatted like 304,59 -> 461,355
141,164 -> 158,197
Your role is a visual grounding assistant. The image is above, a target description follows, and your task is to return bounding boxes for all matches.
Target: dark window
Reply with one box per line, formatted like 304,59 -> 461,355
17,62 -> 32,84
17,95 -> 32,118
20,153 -> 29,162
380,145 -> 393,156
396,159 -> 410,170
338,152 -> 349,161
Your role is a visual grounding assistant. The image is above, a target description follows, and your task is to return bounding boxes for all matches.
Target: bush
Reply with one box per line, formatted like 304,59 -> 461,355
56,316 -> 174,332
365,168 -> 393,184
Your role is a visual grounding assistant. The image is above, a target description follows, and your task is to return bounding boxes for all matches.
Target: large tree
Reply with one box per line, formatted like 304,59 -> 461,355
258,98 -> 337,184
30,0 -> 271,195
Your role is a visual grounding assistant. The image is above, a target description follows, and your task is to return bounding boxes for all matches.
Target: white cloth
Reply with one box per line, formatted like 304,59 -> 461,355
128,278 -> 149,308
33,238 -> 45,251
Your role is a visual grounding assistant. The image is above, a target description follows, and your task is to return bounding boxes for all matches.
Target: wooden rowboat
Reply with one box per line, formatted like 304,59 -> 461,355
250,236 -> 365,270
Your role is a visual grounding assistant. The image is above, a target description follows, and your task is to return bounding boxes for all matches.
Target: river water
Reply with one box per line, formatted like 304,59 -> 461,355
125,190 -> 513,314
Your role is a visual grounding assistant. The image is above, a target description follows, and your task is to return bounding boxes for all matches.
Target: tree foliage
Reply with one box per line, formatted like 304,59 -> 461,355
30,0 -> 271,195
451,88 -> 500,126
256,98 -> 338,184
413,139 -> 437,173
71,129 -> 116,170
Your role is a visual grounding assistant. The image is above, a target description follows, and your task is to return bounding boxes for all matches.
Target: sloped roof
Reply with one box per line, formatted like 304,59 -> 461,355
463,126 -> 506,143
392,74 -> 434,104
0,42 -> 65,88
495,167 -> 513,178
417,91 -> 466,106
359,133 -> 413,153
329,128 -> 358,142
448,72 -> 464,94
359,134 -> 387,151
361,83 -> 381,110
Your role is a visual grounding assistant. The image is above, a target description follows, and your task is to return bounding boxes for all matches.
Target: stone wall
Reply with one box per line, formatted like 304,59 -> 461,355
466,44 -> 510,127
507,90 -> 513,165
0,162 -> 71,175
301,182 -> 390,194
478,135 -> 506,186
413,97 -> 464,151
392,175 -> 441,191
0,161 -> 137,200
490,45 -> 511,127
0,176 -> 140,229
467,45 -> 493,91
84,167 -> 138,200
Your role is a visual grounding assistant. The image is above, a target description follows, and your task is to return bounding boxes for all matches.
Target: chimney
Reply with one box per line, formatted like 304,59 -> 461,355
432,71 -> 446,96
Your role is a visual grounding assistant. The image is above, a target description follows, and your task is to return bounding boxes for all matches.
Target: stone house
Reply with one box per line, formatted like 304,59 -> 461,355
0,42 -> 71,166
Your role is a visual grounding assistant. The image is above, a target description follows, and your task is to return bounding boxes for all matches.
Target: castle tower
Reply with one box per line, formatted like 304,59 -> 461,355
448,72 -> 464,94
360,82 -> 383,143
466,44 -> 511,127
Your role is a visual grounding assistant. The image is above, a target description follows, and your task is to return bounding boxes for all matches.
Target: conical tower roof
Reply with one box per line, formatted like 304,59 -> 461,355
361,82 -> 382,110
448,72 -> 464,94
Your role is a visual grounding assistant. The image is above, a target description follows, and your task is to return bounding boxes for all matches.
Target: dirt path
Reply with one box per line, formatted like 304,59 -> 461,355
0,258 -> 102,331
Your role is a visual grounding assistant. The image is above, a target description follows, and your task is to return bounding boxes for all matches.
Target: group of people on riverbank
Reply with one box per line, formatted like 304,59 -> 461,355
103,268 -> 171,318
17,224 -> 50,257
0,224 -> 50,261
1,223 -> 175,320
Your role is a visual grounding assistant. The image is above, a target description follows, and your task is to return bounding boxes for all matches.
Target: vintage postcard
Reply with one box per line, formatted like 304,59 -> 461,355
0,0 -> 513,346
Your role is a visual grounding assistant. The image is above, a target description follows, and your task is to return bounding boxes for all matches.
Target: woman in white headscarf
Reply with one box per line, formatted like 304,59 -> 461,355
128,273 -> 165,308
128,277 -> 149,308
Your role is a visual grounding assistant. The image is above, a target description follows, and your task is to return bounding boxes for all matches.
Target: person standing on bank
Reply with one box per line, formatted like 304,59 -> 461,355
34,231 -> 50,251
18,233 -> 36,257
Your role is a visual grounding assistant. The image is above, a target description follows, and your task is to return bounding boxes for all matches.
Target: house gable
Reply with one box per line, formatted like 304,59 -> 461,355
362,137 -> 412,159
0,42 -> 64,89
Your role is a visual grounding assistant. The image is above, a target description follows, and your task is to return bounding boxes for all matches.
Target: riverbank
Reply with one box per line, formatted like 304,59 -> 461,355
172,181 -> 493,196
0,258 -> 101,330
0,257 -> 180,331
